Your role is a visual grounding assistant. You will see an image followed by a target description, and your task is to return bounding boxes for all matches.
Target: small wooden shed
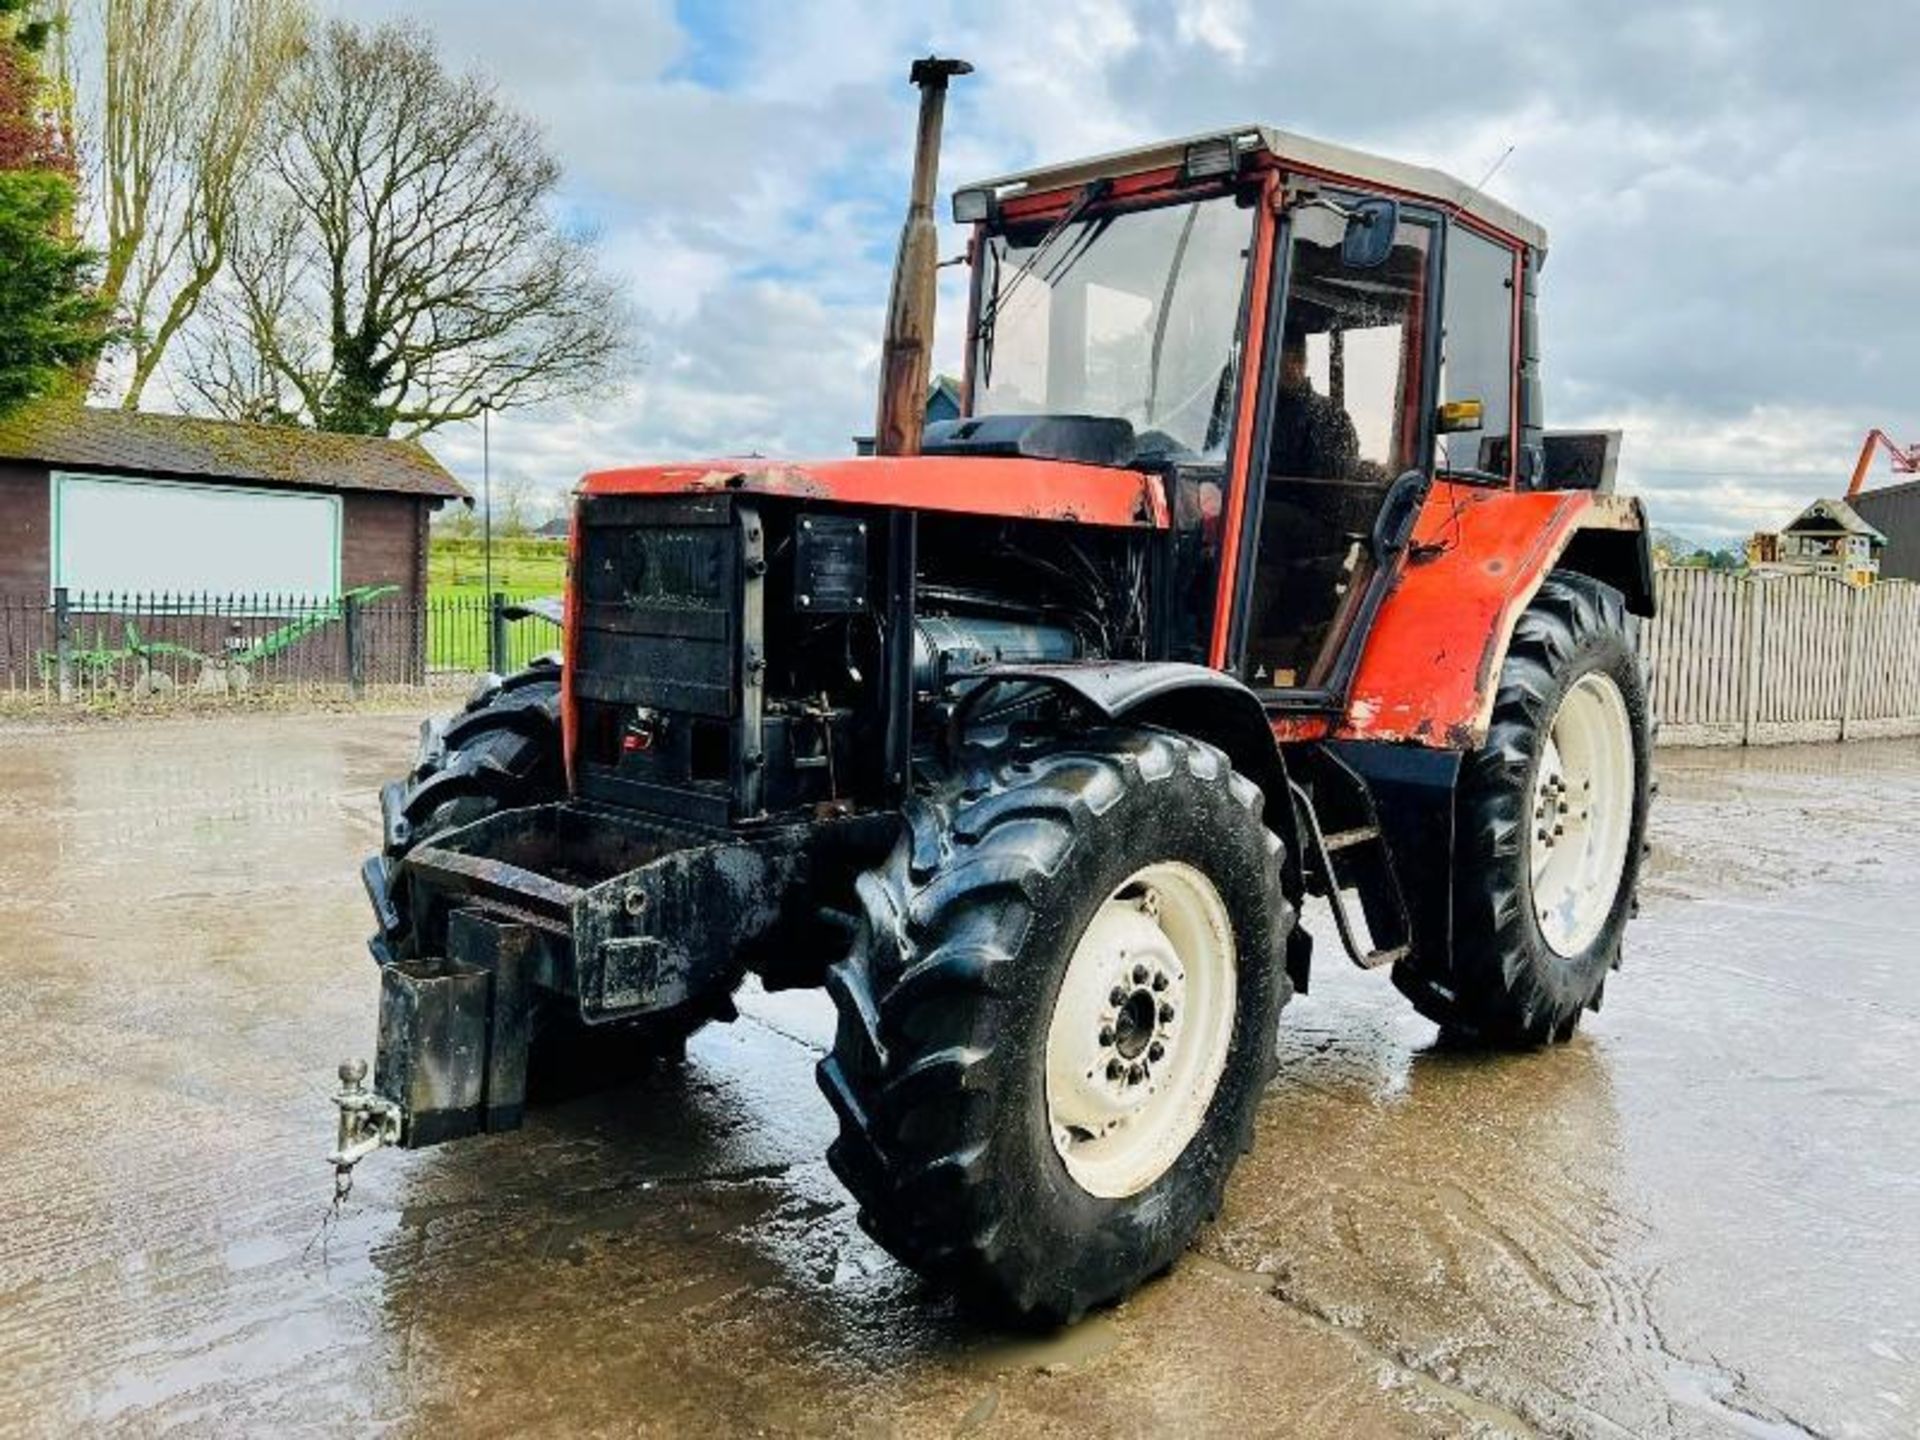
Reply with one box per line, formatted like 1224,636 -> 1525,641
0,402 -> 467,602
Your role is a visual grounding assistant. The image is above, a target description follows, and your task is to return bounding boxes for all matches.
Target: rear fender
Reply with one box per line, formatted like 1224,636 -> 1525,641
1340,485 -> 1649,749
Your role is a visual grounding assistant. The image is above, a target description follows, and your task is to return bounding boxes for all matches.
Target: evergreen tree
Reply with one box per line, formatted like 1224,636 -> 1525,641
0,0 -> 109,417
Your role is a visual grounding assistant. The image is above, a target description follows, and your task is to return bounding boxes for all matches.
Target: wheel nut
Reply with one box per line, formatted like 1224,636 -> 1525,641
1099,1025 -> 1116,1047
1132,963 -> 1149,984
1107,1059 -> 1125,1081
1158,1002 -> 1175,1024
1148,1041 -> 1165,1062
1109,986 -> 1127,1007
1152,971 -> 1168,992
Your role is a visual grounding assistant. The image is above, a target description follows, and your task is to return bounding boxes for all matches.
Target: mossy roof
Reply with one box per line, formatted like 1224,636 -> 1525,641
0,402 -> 468,500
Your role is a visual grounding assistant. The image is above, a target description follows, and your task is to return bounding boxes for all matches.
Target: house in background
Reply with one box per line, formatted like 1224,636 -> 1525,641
1746,497 -> 1885,586
1850,478 -> 1920,583
0,403 -> 467,604
852,375 -> 962,455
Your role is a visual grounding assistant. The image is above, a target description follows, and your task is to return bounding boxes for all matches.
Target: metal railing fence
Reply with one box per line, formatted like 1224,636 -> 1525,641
0,589 -> 562,704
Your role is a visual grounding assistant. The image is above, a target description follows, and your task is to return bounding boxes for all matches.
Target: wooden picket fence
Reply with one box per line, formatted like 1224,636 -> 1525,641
1640,570 -> 1920,746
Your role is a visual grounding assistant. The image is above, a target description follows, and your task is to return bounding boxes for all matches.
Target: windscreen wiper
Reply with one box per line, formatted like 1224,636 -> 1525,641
974,178 -> 1114,385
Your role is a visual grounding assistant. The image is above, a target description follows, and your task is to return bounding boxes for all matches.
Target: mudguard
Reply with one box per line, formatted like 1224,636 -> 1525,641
1339,484 -> 1651,749
965,661 -> 1288,805
966,660 -> 1308,983
967,664 -> 1313,990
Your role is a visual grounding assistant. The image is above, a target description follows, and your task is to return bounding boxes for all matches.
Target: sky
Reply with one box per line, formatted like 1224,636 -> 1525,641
327,0 -> 1920,546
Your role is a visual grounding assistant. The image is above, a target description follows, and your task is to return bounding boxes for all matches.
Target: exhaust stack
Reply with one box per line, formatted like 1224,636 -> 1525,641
873,55 -> 971,458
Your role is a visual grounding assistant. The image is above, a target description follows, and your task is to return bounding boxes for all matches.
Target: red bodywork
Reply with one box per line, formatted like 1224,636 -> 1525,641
570,454 -> 1641,761
581,456 -> 1168,528
1335,485 -> 1645,747
569,145 -> 1641,765
566,456 -> 1165,789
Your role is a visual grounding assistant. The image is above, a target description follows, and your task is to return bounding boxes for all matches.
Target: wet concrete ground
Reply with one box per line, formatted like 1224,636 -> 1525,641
0,715 -> 1914,1438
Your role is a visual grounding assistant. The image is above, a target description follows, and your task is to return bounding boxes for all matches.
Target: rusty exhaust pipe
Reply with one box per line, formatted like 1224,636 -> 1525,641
873,55 -> 971,458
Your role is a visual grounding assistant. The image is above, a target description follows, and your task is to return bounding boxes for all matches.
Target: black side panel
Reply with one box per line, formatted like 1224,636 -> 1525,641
1320,739 -> 1460,971
572,495 -> 762,826
1556,526 -> 1656,619
575,496 -> 737,718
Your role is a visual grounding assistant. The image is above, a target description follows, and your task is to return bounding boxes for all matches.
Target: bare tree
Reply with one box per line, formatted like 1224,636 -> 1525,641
92,0 -> 304,406
490,470 -> 532,538
185,20 -> 632,437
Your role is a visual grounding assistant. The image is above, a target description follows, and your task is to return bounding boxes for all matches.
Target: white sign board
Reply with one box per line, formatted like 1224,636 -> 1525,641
52,473 -> 342,598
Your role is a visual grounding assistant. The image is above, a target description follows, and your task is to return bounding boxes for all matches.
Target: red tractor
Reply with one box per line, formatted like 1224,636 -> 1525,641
335,60 -> 1654,1325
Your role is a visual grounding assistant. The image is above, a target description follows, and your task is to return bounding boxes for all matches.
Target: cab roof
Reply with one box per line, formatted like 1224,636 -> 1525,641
957,124 -> 1548,255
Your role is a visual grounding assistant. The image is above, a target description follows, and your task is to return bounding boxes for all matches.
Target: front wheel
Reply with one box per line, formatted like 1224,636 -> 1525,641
817,728 -> 1295,1324
1395,572 -> 1652,1044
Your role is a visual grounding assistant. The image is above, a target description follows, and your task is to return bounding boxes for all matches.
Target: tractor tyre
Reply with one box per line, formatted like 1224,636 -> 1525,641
818,728 -> 1294,1325
1394,572 -> 1652,1046
382,660 -> 568,861
370,659 -> 740,1090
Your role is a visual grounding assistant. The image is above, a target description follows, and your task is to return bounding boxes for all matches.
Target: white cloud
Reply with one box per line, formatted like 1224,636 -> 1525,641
320,0 -> 1920,550
1174,0 -> 1251,63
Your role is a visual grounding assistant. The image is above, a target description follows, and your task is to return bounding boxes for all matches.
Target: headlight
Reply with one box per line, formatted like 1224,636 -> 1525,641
952,187 -> 994,224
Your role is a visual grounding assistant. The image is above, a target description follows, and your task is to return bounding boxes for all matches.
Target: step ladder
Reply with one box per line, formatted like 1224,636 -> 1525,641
1289,746 -> 1413,971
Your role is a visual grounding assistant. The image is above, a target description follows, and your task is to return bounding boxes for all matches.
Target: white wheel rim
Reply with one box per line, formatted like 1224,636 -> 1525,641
1529,671 -> 1635,957
1044,861 -> 1237,1199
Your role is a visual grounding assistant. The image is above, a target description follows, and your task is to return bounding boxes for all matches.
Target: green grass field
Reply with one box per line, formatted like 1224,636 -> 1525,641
427,536 -> 567,670
428,536 -> 567,599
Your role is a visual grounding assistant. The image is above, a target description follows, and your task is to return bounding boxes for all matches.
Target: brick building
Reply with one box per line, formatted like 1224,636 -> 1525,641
0,403 -> 466,602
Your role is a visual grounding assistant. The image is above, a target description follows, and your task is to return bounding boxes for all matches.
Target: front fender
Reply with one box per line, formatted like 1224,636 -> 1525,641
1339,484 -> 1648,749
968,660 -> 1304,905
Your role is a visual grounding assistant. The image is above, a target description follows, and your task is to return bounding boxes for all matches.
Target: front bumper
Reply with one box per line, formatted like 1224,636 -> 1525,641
360,801 -> 874,1148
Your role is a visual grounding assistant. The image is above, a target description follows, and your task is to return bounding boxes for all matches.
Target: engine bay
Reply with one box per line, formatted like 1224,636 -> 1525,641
569,493 -> 1156,826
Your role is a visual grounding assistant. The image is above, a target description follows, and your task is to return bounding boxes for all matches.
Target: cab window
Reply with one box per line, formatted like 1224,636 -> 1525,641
1438,227 -> 1517,476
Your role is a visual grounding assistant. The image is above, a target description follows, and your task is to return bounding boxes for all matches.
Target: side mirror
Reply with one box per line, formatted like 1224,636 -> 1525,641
1340,198 -> 1399,269
1436,398 -> 1485,433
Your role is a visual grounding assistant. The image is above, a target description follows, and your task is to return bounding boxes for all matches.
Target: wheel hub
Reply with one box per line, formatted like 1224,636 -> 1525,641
1112,986 -> 1158,1061
1046,863 -> 1237,1199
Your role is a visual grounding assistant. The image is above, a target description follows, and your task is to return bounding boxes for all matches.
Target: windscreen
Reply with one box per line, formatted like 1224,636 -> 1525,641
972,194 -> 1255,459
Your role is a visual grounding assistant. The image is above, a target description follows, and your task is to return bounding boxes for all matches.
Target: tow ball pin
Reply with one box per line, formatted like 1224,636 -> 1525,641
328,1056 -> 402,1200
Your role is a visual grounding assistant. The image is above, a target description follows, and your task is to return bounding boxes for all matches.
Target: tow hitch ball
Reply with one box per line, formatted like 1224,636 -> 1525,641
328,1058 -> 400,1195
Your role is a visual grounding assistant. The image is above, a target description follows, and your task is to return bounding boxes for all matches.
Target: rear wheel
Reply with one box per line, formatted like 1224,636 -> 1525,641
818,728 -> 1294,1324
1394,572 -> 1652,1045
371,661 -> 740,1089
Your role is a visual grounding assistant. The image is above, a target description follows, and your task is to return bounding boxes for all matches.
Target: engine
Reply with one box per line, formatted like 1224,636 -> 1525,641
568,493 -> 1148,826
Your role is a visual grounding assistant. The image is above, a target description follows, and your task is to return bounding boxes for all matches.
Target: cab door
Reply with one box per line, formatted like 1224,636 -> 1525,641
1230,196 -> 1439,695
1226,199 -> 1522,703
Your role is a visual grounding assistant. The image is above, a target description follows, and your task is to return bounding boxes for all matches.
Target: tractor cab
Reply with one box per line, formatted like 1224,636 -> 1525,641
949,127 -> 1551,699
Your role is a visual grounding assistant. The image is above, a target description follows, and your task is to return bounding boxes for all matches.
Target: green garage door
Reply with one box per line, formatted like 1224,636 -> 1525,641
52,472 -> 342,598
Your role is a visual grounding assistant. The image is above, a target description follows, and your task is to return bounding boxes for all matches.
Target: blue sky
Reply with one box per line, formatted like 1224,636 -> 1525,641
323,0 -> 1920,546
